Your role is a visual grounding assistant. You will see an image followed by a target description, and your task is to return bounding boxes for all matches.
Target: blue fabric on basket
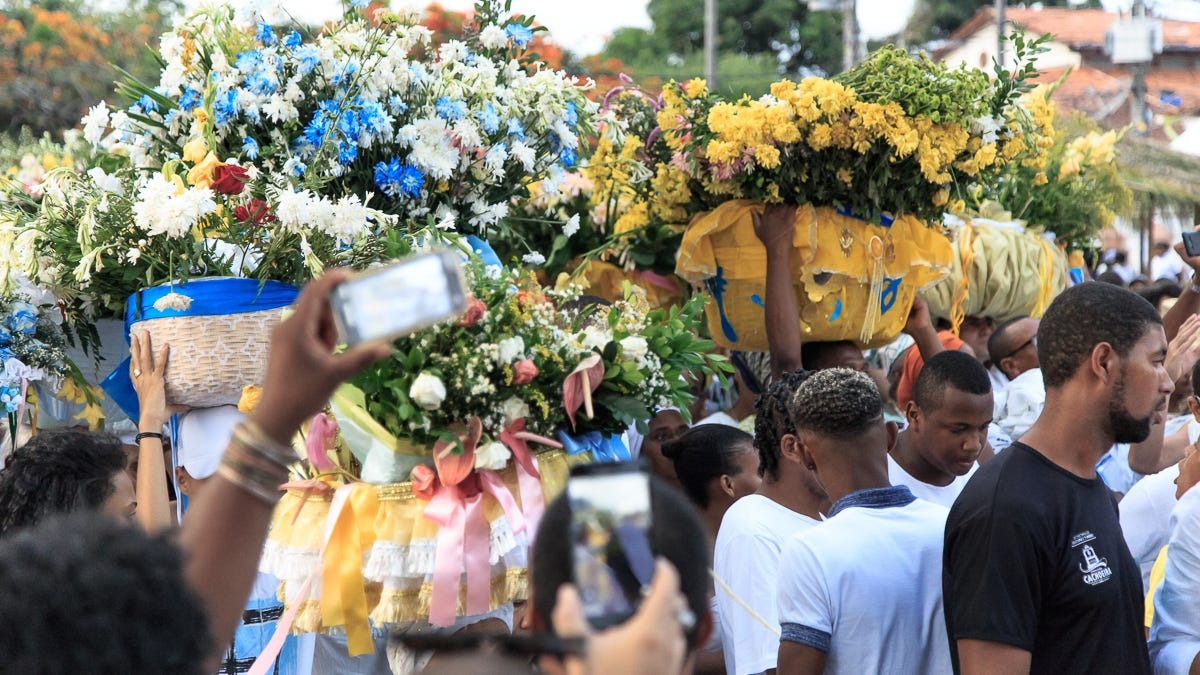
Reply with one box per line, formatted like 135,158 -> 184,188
101,278 -> 299,420
466,235 -> 502,268
555,430 -> 632,463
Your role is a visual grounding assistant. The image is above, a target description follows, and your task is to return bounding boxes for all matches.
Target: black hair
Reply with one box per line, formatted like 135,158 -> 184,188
661,425 -> 754,509
1138,281 -> 1182,309
531,475 -> 710,649
1192,358 -> 1200,397
988,315 -> 1030,364
1096,270 -> 1126,287
788,368 -> 882,439
0,429 -> 128,537
1039,282 -> 1164,389
912,350 -> 993,410
800,340 -> 857,371
0,512 -> 211,674
754,369 -> 813,481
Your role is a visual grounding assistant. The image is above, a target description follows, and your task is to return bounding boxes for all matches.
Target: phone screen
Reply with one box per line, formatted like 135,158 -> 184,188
333,251 -> 465,345
567,467 -> 655,627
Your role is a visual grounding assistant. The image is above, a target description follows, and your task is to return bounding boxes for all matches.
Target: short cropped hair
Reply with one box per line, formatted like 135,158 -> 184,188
0,512 -> 211,673
662,425 -> 754,509
912,350 -> 992,409
0,429 -> 128,537
788,368 -> 882,439
531,475 -> 709,649
988,316 -> 1029,364
1039,283 -> 1163,389
754,369 -> 814,481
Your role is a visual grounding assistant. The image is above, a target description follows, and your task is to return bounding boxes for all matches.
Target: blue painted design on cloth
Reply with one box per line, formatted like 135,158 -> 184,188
781,623 -> 832,652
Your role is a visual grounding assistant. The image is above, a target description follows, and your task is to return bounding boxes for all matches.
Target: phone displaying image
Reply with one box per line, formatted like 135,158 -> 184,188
331,250 -> 468,346
567,463 -> 656,628
1183,231 -> 1200,258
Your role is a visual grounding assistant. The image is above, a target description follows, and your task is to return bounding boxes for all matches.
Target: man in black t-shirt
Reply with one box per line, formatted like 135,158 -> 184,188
944,282 -> 1174,674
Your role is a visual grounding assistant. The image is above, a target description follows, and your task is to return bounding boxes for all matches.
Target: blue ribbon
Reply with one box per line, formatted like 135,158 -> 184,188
466,235 -> 502,268
555,430 -> 632,463
102,278 -> 299,420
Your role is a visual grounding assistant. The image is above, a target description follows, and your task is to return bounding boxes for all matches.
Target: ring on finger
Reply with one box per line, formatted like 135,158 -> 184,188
675,607 -> 696,632
133,369 -> 142,378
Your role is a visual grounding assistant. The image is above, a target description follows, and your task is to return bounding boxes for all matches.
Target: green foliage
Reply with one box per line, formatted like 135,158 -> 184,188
834,45 -> 992,125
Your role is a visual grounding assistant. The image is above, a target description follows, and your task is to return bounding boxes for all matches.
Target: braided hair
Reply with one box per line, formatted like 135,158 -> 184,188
754,369 -> 814,481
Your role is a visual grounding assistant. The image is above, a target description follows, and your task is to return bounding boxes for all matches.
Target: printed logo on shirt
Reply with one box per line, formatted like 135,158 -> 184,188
1078,544 -> 1113,586
1070,531 -> 1096,548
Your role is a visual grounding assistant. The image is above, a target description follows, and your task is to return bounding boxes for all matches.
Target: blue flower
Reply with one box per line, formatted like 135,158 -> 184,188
136,95 -> 158,113
359,99 -> 391,136
507,118 -> 525,141
302,114 -> 330,148
563,101 -> 578,127
214,89 -> 239,125
435,96 -> 467,122
388,96 -> 409,114
295,45 -> 321,75
505,23 -> 533,48
283,30 -> 303,50
177,87 -> 202,111
0,347 -> 12,363
476,103 -> 500,135
0,385 -> 20,414
9,303 -> 38,335
245,71 -> 279,96
558,145 -> 578,168
256,21 -> 276,46
287,159 -> 307,177
235,49 -> 263,72
337,141 -> 358,165
0,324 -> 11,346
242,137 -> 260,159
374,159 -> 425,199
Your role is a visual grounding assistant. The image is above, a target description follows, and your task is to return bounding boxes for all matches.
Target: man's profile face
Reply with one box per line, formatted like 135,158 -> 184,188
910,389 -> 993,477
958,316 -> 993,363
1107,327 -> 1172,444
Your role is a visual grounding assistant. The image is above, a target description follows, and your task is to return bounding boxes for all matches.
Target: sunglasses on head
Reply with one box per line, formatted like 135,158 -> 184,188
996,336 -> 1037,363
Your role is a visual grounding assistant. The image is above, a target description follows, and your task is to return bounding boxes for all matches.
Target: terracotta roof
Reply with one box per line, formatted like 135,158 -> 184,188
1032,66 -> 1129,120
947,7 -> 1200,51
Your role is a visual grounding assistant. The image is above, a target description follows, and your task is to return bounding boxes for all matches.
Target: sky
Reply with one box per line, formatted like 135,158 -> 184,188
184,0 -> 1200,57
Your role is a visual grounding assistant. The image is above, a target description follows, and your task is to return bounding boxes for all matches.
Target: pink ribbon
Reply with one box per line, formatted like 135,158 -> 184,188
638,270 -> 681,292
479,470 -> 525,536
423,482 -> 492,626
305,412 -> 338,472
500,420 -> 562,538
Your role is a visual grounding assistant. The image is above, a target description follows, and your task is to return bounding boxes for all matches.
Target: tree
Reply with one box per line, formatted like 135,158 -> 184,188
647,0 -> 811,56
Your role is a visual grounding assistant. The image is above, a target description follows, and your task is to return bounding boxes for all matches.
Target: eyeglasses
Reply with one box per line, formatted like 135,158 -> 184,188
997,336 -> 1037,363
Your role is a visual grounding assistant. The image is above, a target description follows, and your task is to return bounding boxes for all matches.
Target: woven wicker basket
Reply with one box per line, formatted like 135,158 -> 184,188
130,309 -> 282,408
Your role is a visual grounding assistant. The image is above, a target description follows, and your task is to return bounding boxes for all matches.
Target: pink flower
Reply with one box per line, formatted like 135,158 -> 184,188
459,296 -> 487,327
512,359 -> 539,385
411,465 -> 438,501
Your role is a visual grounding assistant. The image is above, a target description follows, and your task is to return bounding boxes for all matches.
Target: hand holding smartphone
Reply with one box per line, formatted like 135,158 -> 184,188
567,462 -> 656,629
330,250 -> 468,346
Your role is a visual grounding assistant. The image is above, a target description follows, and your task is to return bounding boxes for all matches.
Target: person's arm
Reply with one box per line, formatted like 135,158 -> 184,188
902,297 -> 944,362
178,271 -> 391,669
753,204 -> 803,378
1166,232 -> 1200,341
957,640 -> 1031,675
1132,315 -> 1200,474
129,332 -> 179,533
776,642 -> 826,675
1129,421 -> 1172,476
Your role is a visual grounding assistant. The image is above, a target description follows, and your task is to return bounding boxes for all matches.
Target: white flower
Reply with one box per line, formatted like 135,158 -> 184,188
410,373 -> 447,411
152,292 -> 193,312
501,396 -> 530,423
521,251 -> 546,266
473,441 -> 512,472
479,25 -> 508,50
497,336 -> 525,363
581,325 -> 611,351
563,214 -> 581,238
81,103 -> 110,146
132,176 -> 216,238
4,357 -> 45,384
619,336 -> 649,361
483,144 -> 508,178
509,140 -> 535,171
86,168 -> 124,195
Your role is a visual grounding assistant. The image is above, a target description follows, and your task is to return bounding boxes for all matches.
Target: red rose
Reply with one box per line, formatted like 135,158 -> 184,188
512,359 -> 539,385
458,296 -> 487,327
233,198 -> 275,225
211,164 -> 249,195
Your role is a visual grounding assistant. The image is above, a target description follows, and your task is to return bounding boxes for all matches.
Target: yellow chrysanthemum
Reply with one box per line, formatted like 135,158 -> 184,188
683,78 -> 708,99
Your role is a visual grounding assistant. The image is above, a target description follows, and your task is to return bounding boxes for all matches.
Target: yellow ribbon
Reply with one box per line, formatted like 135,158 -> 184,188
320,483 -> 380,657
1032,237 -> 1057,319
332,384 -> 424,457
948,224 -> 976,336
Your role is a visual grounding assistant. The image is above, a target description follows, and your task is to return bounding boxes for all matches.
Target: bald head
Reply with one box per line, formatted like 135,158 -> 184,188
988,317 -> 1040,380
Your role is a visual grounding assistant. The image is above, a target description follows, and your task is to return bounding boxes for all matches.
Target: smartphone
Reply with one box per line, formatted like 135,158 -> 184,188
1183,231 -> 1200,258
567,462 -> 656,628
330,250 -> 469,346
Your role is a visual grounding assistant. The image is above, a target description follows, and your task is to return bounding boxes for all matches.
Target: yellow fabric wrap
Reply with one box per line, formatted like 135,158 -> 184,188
924,220 -> 1069,326
321,484 -> 380,656
675,200 -> 953,350
577,260 -> 685,309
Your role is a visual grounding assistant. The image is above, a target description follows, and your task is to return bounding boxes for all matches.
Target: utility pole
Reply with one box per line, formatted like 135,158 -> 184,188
1131,0 -> 1148,132
842,0 -> 859,71
704,0 -> 718,89
995,0 -> 1007,69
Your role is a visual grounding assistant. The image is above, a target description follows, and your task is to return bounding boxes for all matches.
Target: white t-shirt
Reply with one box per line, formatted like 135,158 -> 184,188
1120,462 -> 1181,590
1151,251 -> 1186,282
887,453 -> 978,508
714,494 -> 821,675
776,489 -> 952,675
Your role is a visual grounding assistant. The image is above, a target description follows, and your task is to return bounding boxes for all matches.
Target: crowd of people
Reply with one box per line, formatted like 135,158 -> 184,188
6,212 -> 1200,675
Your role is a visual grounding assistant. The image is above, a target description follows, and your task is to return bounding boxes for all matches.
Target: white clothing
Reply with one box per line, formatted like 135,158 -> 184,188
887,453 -> 978,508
697,411 -> 741,428
1097,444 -> 1144,494
1121,463 -> 1181,591
776,491 -> 952,675
1150,486 -> 1200,672
1151,251 -> 1187,283
714,494 -> 820,675
988,364 -> 1009,398
996,368 -> 1044,441
988,423 -> 1013,453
